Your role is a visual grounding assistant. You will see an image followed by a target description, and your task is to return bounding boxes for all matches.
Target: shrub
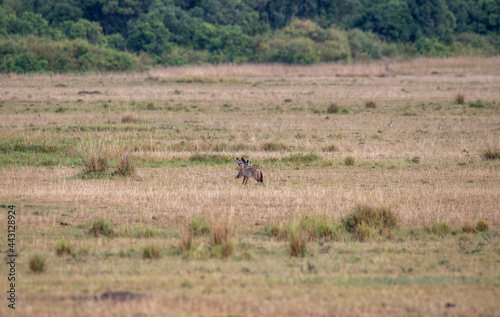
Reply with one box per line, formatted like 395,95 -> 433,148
90,218 -> 114,237
342,205 -> 398,240
289,222 -> 307,257
143,244 -> 160,259
455,93 -> 465,105
55,238 -> 71,256
365,100 -> 377,109
327,103 -> 339,114
344,156 -> 356,166
29,254 -> 46,273
115,153 -> 135,177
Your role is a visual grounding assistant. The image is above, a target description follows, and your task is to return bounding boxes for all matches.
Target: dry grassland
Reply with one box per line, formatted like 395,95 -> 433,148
0,57 -> 499,316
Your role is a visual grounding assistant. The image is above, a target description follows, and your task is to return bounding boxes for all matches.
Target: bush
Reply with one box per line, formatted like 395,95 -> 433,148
29,254 -> 46,273
90,218 -> 114,237
455,93 -> 465,105
342,205 -> 398,240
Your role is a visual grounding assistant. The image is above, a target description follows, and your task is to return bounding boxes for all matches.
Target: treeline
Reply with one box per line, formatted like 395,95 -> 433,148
1,0 -> 499,73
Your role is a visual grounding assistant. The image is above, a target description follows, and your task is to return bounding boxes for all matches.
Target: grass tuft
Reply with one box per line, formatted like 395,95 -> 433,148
342,205 -> 398,241
90,218 -> 114,237
327,103 -> 339,114
188,217 -> 210,236
115,153 -> 135,176
265,222 -> 288,240
344,156 -> 356,166
122,112 -> 139,123
262,142 -> 288,152
143,244 -> 160,259
481,146 -> 500,160
455,92 -> 465,104
55,238 -> 71,256
322,144 -> 339,152
475,219 -> 489,232
424,221 -> 451,237
365,100 -> 377,109
29,254 -> 46,273
210,219 -> 234,258
289,222 -> 307,257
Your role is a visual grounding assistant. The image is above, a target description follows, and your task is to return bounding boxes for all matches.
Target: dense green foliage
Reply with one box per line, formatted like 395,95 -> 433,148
1,0 -> 499,72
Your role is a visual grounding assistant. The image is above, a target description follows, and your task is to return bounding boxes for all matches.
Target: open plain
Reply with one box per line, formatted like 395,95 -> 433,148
0,57 -> 499,316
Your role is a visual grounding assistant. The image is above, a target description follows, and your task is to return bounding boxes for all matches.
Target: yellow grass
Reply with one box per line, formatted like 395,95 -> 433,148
0,57 -> 499,316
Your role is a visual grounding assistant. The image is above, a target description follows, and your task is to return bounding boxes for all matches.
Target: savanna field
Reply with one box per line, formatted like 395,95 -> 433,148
0,58 -> 499,316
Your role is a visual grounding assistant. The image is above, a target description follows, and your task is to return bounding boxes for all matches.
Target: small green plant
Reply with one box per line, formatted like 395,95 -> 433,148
411,156 -> 420,164
327,103 -> 339,114
365,100 -> 377,109
455,92 -> 465,105
143,244 -> 160,259
289,222 -> 307,257
298,216 -> 336,240
344,156 -> 356,166
55,238 -> 71,256
481,146 -> 500,160
147,102 -> 156,110
115,153 -> 135,176
90,218 -> 114,237
29,254 -> 46,273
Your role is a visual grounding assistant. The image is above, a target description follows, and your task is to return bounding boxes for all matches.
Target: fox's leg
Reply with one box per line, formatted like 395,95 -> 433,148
242,176 -> 246,184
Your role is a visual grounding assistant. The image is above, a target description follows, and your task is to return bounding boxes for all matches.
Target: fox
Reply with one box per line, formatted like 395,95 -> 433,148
235,157 -> 263,184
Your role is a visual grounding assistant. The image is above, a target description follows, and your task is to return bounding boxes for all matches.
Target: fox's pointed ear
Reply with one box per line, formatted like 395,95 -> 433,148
235,157 -> 239,161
